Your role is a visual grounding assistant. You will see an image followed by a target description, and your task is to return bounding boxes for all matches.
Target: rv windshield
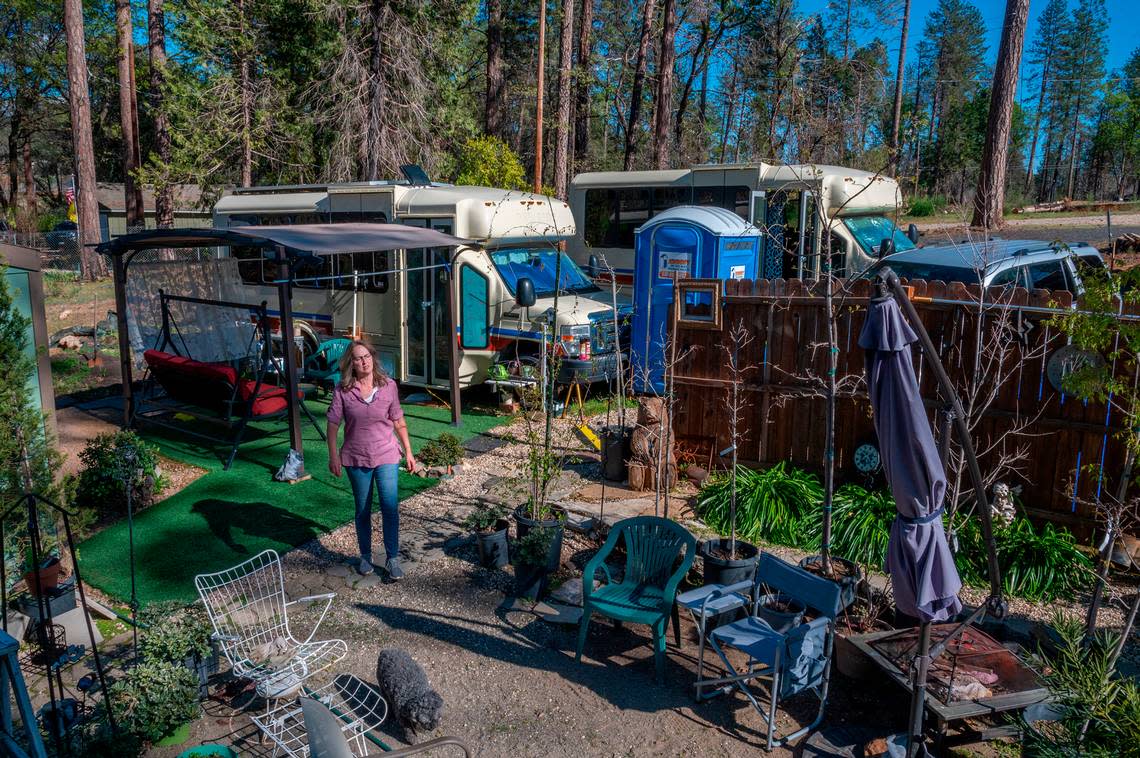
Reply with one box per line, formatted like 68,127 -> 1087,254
844,215 -> 917,256
490,248 -> 599,297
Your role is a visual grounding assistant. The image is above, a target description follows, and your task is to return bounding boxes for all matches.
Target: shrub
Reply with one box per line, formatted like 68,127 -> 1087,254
138,601 -> 214,664
463,500 -> 508,532
956,516 -> 1093,602
513,527 -> 554,567
110,659 -> 200,743
909,197 -> 936,217
76,430 -> 167,518
696,462 -> 822,548
454,136 -> 527,191
418,432 -> 464,469
803,484 -> 895,568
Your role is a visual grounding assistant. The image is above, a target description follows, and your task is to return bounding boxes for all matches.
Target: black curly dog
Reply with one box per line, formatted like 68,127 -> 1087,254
375,649 -> 444,734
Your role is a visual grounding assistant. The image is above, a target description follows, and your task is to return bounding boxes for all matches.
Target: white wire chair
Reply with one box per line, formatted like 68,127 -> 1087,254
251,675 -> 388,758
194,549 -> 348,708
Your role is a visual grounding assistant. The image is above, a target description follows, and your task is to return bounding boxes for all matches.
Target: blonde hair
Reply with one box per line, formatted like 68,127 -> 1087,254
338,339 -> 389,389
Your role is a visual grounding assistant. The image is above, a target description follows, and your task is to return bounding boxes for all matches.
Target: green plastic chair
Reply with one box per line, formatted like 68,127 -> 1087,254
575,516 -> 696,683
304,338 -> 352,390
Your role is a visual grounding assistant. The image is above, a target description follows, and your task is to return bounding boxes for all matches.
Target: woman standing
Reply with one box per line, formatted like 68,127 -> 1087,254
327,340 -> 418,578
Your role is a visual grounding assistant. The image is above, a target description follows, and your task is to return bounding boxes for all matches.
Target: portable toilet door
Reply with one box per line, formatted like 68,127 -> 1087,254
631,206 -> 761,394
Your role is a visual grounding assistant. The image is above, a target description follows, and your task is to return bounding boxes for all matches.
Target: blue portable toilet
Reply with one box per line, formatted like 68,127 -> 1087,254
630,206 -> 762,394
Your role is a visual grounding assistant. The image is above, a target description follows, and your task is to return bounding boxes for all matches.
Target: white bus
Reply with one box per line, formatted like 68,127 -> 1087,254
213,181 -> 626,389
568,162 -> 915,284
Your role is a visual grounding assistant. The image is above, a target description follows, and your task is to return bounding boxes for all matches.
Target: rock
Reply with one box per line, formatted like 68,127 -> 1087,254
58,309 -> 71,320
534,601 -> 583,625
326,563 -> 351,578
685,465 -> 709,486
548,577 -> 599,607
58,335 -> 85,350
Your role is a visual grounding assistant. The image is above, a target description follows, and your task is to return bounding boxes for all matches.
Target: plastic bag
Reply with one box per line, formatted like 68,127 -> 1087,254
274,449 -> 305,482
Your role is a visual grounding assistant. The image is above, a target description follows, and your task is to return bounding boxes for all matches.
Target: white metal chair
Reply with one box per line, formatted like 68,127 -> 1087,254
194,549 -> 348,709
696,553 -> 843,751
297,692 -> 472,758
251,676 -> 387,757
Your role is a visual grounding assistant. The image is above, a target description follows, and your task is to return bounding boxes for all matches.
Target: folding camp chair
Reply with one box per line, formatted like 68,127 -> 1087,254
697,553 -> 843,751
195,550 -> 348,720
675,567 -> 757,701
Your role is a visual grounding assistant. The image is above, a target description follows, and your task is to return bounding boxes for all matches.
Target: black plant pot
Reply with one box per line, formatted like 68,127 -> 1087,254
755,593 -> 806,634
513,564 -> 548,600
699,538 -> 761,587
601,426 -> 633,482
475,519 -> 511,569
183,644 -> 221,699
798,555 -> 863,611
513,506 -> 565,574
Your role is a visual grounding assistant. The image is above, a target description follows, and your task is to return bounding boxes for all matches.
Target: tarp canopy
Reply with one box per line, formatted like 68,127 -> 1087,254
859,294 -> 962,624
95,223 -> 471,256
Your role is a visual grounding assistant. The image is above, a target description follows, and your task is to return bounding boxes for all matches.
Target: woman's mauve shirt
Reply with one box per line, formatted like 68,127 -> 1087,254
327,380 -> 405,467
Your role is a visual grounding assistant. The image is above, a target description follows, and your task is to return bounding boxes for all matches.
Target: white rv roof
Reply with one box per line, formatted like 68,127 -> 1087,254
636,205 -> 760,237
214,191 -> 329,215
395,185 -> 576,243
570,169 -> 691,187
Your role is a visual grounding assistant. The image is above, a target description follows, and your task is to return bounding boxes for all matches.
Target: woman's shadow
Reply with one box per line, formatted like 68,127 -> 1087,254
190,498 -> 327,556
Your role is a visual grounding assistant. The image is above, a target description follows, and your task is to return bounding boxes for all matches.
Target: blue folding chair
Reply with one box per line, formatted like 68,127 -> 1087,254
698,553 -> 843,751
675,567 -> 757,700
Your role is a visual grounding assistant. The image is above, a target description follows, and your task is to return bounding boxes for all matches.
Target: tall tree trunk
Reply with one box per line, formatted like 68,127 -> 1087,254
572,0 -> 594,169
719,38 -> 740,164
22,140 -> 36,217
1066,93 -> 1082,199
674,20 -> 711,145
971,0 -> 1030,229
485,0 -> 505,137
238,0 -> 254,185
116,0 -> 145,229
623,0 -> 657,171
889,0 -> 912,174
534,0 -> 546,192
1024,53 -> 1052,193
64,0 -> 106,280
7,108 -> 20,219
552,0 -> 575,198
652,0 -> 676,169
148,0 -> 174,230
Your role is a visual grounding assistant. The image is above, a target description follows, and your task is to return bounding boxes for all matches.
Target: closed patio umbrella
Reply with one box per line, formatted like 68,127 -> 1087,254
858,293 -> 961,623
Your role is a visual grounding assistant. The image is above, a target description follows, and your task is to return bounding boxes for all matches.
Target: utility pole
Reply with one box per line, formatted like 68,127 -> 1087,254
534,0 -> 546,194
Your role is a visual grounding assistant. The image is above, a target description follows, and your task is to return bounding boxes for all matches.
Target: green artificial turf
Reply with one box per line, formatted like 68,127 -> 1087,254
77,398 -> 505,605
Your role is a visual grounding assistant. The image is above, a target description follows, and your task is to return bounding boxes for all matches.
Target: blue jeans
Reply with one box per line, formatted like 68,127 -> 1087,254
344,464 -> 399,561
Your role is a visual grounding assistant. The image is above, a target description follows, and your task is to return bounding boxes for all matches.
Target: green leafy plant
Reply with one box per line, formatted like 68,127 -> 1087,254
138,601 -> 214,664
513,527 -> 554,568
109,659 -> 201,743
463,501 -> 508,533
418,432 -> 464,469
955,516 -> 1093,602
1019,612 -> 1140,756
696,463 -> 822,548
453,135 -> 527,191
803,484 -> 895,568
76,430 -> 168,518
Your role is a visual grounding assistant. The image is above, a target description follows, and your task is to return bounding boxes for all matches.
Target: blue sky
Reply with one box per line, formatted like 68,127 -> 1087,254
798,0 -> 1136,89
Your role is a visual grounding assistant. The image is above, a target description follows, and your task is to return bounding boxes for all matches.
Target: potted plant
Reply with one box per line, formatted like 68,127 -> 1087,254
109,659 -> 201,745
512,527 -> 559,599
754,593 -> 805,634
139,601 -> 219,698
463,501 -> 510,568
418,432 -> 464,477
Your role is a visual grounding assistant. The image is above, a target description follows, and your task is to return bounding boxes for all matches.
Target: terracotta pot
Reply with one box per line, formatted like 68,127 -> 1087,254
23,558 -> 63,597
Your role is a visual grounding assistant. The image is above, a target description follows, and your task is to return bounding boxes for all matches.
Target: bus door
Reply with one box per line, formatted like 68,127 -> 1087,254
757,188 -> 820,280
403,218 -> 455,387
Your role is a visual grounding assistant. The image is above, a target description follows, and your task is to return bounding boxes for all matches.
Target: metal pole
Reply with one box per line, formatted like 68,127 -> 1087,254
906,621 -> 933,757
446,251 -> 462,427
275,245 -> 305,473
111,252 -> 134,427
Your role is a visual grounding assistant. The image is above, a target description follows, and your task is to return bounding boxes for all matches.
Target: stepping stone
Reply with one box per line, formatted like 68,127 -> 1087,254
501,596 -> 534,613
534,601 -> 583,625
548,577 -> 598,607
350,573 -> 383,590
326,564 -> 351,578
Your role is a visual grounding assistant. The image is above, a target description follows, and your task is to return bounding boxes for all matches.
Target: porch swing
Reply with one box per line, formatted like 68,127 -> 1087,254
134,290 -> 325,470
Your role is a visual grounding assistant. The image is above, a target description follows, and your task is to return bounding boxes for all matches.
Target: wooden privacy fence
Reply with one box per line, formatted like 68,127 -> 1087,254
669,277 -> 1136,539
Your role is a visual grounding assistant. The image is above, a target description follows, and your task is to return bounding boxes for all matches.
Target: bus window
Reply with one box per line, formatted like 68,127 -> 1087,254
827,231 -> 847,278
616,188 -> 650,246
294,252 -> 331,289
725,186 -> 750,219
334,251 -> 389,293
331,211 -> 362,223
583,188 -> 618,247
233,245 -> 264,285
652,187 -> 690,214
694,186 -> 723,207
460,265 -> 489,349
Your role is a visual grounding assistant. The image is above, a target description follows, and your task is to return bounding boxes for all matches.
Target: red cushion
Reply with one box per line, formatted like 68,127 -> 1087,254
144,349 -> 192,371
240,380 -> 289,416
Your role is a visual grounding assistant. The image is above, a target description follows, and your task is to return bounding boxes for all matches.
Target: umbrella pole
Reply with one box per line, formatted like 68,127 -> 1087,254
906,621 -> 933,758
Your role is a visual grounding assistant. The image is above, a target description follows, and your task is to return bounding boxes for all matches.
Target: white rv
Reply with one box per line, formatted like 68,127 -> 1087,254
568,162 -> 913,283
213,182 -> 625,389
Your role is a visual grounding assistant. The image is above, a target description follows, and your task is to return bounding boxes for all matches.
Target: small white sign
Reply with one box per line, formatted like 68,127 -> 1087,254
729,265 -> 746,280
658,251 -> 691,279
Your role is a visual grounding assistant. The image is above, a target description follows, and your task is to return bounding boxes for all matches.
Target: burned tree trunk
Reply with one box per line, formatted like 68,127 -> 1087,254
64,0 -> 106,279
652,0 -> 676,169
116,0 -> 145,229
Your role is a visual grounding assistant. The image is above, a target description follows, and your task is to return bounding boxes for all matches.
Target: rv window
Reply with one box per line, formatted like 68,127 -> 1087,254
232,245 -> 264,285
725,186 -> 751,219
294,253 -> 332,289
460,266 -> 489,349
615,188 -> 650,246
583,189 -> 619,247
334,251 -> 389,293
694,186 -> 723,207
652,187 -> 690,214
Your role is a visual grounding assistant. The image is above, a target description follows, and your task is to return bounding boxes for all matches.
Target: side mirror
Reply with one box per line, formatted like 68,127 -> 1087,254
515,277 -> 537,308
907,224 -> 919,244
587,254 -> 599,277
879,238 -> 894,258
